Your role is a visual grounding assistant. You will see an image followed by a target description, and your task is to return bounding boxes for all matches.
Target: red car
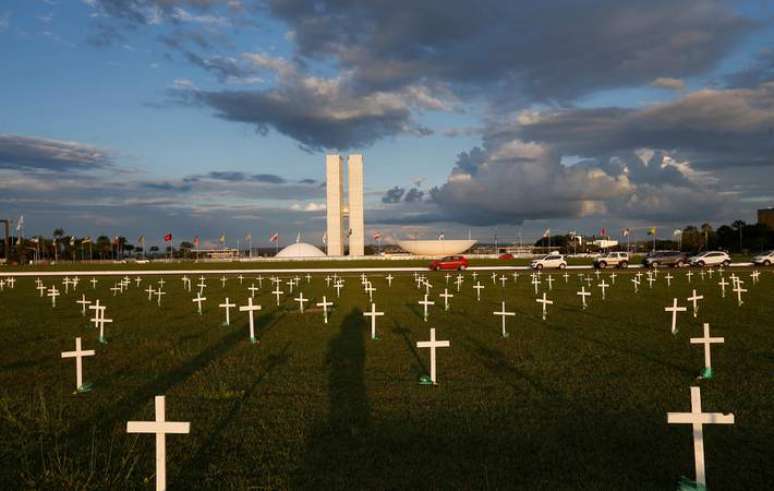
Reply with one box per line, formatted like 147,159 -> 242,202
498,253 -> 514,260
429,256 -> 469,271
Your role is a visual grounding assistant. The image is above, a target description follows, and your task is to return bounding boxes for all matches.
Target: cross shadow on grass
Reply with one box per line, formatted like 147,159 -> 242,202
390,320 -> 428,379
64,311 -> 282,450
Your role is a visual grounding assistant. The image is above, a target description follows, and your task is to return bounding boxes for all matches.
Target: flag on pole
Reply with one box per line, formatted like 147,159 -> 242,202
15,216 -> 23,231
647,227 -> 656,236
623,228 -> 630,237
438,233 -> 445,240
244,233 -> 252,241
82,236 -> 92,244
372,231 -> 381,240
218,234 -> 225,244
30,237 -> 39,244
164,233 -> 173,242
270,232 -> 279,242
137,234 -> 144,244
194,235 -> 200,248
543,228 -> 551,238
600,227 -> 607,237
70,236 -> 76,246
673,229 -> 683,237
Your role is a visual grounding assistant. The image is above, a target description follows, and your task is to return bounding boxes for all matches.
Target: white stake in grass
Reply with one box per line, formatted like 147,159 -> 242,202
665,298 -> 687,335
493,301 -> 515,338
61,337 -> 95,393
126,396 -> 190,491
239,298 -> 262,343
219,297 -> 235,326
667,386 -> 734,490
417,328 -> 450,385
690,323 -> 724,379
363,303 -> 384,340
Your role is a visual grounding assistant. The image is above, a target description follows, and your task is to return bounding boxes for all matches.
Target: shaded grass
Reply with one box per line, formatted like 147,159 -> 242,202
0,269 -> 772,488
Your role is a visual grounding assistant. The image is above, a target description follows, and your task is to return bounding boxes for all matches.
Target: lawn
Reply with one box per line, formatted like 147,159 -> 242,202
0,268 -> 772,489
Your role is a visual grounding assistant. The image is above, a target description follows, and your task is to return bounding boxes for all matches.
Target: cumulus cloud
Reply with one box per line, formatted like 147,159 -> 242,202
0,134 -> 113,172
650,77 -> 685,91
381,186 -> 405,204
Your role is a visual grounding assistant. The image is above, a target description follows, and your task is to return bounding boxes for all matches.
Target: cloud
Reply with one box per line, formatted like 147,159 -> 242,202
404,187 -> 425,203
0,12 -> 10,32
514,82 -> 774,169
0,134 -> 113,172
171,53 -> 440,150
381,186 -> 405,204
267,0 -> 750,104
650,77 -> 685,91
724,48 -> 774,89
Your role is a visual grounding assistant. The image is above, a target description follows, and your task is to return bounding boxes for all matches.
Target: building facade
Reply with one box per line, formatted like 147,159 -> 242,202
326,154 -> 365,256
758,208 -> 774,230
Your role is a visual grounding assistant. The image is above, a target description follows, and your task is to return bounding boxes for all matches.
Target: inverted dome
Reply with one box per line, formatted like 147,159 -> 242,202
397,239 -> 477,256
275,242 -> 327,258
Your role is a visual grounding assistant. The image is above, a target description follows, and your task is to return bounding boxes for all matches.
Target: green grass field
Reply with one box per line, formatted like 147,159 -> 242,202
1,268 -> 772,489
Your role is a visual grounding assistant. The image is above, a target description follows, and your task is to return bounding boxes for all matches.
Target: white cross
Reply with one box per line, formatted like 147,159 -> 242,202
90,278 -> 98,289
239,297 -> 262,343
334,281 -> 344,298
473,282 -> 485,301
360,272 -> 368,285
691,323 -> 724,377
472,272 -> 478,281
273,286 -> 284,305
594,270 -> 601,279
325,275 -> 332,287
609,273 -> 617,284
686,270 -> 693,283
665,273 -> 673,287
63,277 -> 71,294
385,274 -> 394,287
155,288 -> 165,306
699,270 -> 705,281
61,337 -> 95,392
751,270 -> 760,283
647,274 -> 656,288
493,301 -> 515,337
631,276 -> 640,293
717,277 -> 728,298
126,395 -> 190,491
563,272 -> 569,283
363,302 -> 384,339
286,278 -> 295,294
219,297 -> 235,326
511,272 -> 519,282
365,282 -> 376,302
635,272 -> 643,283
294,292 -> 307,312
491,272 -> 497,284
733,282 -> 746,306
445,273 -> 451,284
424,279 -> 433,296
536,293 -> 553,321
181,276 -> 191,292
47,286 -> 60,307
238,274 -> 244,284
531,275 -> 541,295
146,286 -> 155,301
134,277 -> 142,287
577,286 -> 591,309
687,289 -> 704,318
220,276 -> 227,288
89,301 -> 112,343
305,274 -> 311,283
316,296 -> 333,324
499,275 -> 507,288
665,298 -> 687,335
597,281 -> 609,300
256,275 -> 264,288
37,284 -> 47,297
439,289 -> 453,311
110,284 -> 121,296
158,278 -> 166,288
667,386 -> 734,488
416,328 -> 450,385
248,284 -> 259,298
76,294 -> 91,316
455,274 -> 463,292
418,294 -> 435,322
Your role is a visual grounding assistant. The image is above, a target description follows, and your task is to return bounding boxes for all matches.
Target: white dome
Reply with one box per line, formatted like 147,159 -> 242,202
275,242 -> 327,258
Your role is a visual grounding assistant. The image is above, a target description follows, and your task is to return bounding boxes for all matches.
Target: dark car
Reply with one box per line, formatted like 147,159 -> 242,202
429,256 -> 469,271
642,250 -> 688,268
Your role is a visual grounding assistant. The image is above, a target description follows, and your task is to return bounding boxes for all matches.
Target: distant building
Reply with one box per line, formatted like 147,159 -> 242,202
193,248 -> 239,259
758,208 -> 774,230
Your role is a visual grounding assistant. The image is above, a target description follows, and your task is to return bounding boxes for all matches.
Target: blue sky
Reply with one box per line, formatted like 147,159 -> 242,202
1,1 -> 773,248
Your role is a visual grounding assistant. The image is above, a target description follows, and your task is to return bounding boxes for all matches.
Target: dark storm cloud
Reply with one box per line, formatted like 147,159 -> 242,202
404,187 -> 425,203
0,134 -> 113,172
381,186 -> 405,204
266,0 -> 750,103
725,49 -> 774,89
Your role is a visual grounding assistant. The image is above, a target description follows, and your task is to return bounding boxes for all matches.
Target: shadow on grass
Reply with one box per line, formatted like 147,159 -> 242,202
390,320 -> 428,379
64,311 -> 282,450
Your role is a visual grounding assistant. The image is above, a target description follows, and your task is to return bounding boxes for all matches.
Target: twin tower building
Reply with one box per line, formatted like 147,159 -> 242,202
325,154 -> 364,257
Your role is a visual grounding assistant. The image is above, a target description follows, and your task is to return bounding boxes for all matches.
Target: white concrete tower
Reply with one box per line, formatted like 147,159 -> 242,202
348,154 -> 365,256
325,154 -> 344,256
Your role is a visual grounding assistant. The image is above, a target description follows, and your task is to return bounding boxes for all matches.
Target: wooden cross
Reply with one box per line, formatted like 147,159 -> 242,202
493,301 -> 515,337
577,286 -> 591,309
47,286 -> 60,307
61,337 -> 95,392
76,294 -> 91,316
665,273 -> 673,287
145,286 -> 155,301
273,286 -> 284,306
690,323 -> 724,378
667,386 -> 734,488
416,328 -> 450,384
316,296 -> 333,324
219,297 -> 235,326
294,292 -> 307,313
334,281 -> 344,297
597,281 -> 609,300
536,293 -> 552,321
473,282 -> 485,301
90,278 -> 98,289
126,395 -> 190,491
717,277 -> 728,298
499,275 -> 507,288
609,272 -> 617,284
36,284 -> 47,297
239,298 -> 262,343
686,270 -> 693,283
665,298 -> 687,335
155,289 -> 165,306
325,275 -> 332,287
385,274 -> 394,287
418,294 -> 435,322
439,289 -> 453,311
365,282 -> 376,302
363,303 -> 384,339
248,284 -> 259,298
455,274 -> 463,292
687,289 -> 704,318
733,282 -> 746,306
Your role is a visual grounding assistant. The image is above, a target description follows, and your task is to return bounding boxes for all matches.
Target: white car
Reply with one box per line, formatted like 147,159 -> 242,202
593,252 -> 630,269
752,251 -> 774,266
530,253 -> 567,270
689,251 -> 731,267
